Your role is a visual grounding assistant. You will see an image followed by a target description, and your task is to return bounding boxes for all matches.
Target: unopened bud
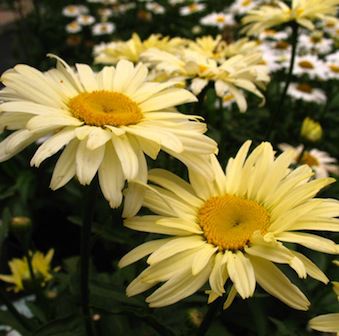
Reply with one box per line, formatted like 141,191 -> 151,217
300,117 -> 322,142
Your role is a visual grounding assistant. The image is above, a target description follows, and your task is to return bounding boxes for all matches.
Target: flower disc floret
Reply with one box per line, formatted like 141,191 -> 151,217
198,195 -> 270,250
68,91 -> 143,127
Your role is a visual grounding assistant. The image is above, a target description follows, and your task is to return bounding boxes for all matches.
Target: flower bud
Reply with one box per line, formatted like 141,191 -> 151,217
300,117 -> 322,142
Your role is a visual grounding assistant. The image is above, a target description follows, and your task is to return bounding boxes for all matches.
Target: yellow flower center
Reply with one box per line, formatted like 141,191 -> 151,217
301,152 -> 319,167
329,64 -> 339,73
275,41 -> 289,50
296,83 -> 313,93
198,195 -> 270,251
298,60 -> 314,69
189,4 -> 198,11
68,91 -> 143,127
242,0 -> 252,6
216,16 -> 225,23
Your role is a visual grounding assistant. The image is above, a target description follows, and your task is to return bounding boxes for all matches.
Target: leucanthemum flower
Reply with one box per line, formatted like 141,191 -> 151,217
94,33 -> 186,64
62,5 -> 88,17
145,2 -> 165,14
92,22 -> 115,36
230,0 -> 260,15
142,48 -> 269,112
77,14 -> 95,26
200,12 -> 235,29
298,31 -> 333,55
278,144 -> 339,178
0,56 -> 217,215
294,54 -> 327,79
242,0 -> 339,36
179,3 -> 206,16
66,21 -> 82,34
120,141 -> 339,309
287,83 -> 326,104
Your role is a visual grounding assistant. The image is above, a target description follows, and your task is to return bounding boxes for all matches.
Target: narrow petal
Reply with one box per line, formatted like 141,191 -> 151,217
249,256 -> 310,310
98,143 -> 124,208
119,238 -> 173,268
227,252 -> 256,299
76,139 -> 105,185
50,139 -> 78,189
112,134 -> 139,180
30,127 -> 75,167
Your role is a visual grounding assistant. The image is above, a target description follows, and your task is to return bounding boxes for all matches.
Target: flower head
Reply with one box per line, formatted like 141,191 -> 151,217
120,141 -> 339,309
242,0 -> 339,36
0,250 -> 55,292
0,56 -> 217,215
278,143 -> 339,178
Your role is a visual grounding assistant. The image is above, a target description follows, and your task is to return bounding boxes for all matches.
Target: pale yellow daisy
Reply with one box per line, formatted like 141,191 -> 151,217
120,141 -> 339,309
242,0 -> 339,36
0,250 -> 55,292
142,48 -> 269,112
94,33 -> 186,65
0,56 -> 217,215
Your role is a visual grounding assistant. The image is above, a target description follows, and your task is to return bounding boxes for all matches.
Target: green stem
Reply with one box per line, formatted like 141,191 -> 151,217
196,296 -> 223,336
80,183 -> 97,336
267,22 -> 299,141
0,290 -> 32,332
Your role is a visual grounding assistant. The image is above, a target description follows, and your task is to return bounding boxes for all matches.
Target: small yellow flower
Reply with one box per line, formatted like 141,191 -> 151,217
0,250 -> 55,292
300,117 -> 323,142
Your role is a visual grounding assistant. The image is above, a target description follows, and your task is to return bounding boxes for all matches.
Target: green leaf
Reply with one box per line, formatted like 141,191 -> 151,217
90,283 -> 146,309
0,310 -> 32,336
32,314 -> 83,336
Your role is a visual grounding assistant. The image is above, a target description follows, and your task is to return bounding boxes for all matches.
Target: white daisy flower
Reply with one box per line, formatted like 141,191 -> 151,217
146,2 -> 166,14
179,3 -> 206,16
230,0 -> 260,15
62,5 -> 88,17
77,15 -> 96,26
299,32 -> 333,55
287,83 -> 327,103
278,144 -> 339,178
200,12 -> 235,29
66,21 -> 82,34
92,22 -> 115,36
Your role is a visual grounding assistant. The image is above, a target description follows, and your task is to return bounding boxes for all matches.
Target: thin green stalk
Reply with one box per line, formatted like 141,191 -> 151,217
80,183 -> 97,336
267,22 -> 299,141
0,289 -> 32,332
196,296 -> 223,336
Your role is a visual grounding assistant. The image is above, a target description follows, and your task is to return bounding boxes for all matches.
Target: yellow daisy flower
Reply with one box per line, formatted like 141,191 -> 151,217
94,33 -> 186,65
242,0 -> 339,36
0,56 -> 217,215
120,141 -> 339,309
0,250 -> 54,292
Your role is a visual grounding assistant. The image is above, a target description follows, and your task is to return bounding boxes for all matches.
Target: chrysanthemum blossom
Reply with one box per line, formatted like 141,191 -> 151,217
0,56 -> 217,215
119,141 -> 339,309
242,0 -> 339,36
